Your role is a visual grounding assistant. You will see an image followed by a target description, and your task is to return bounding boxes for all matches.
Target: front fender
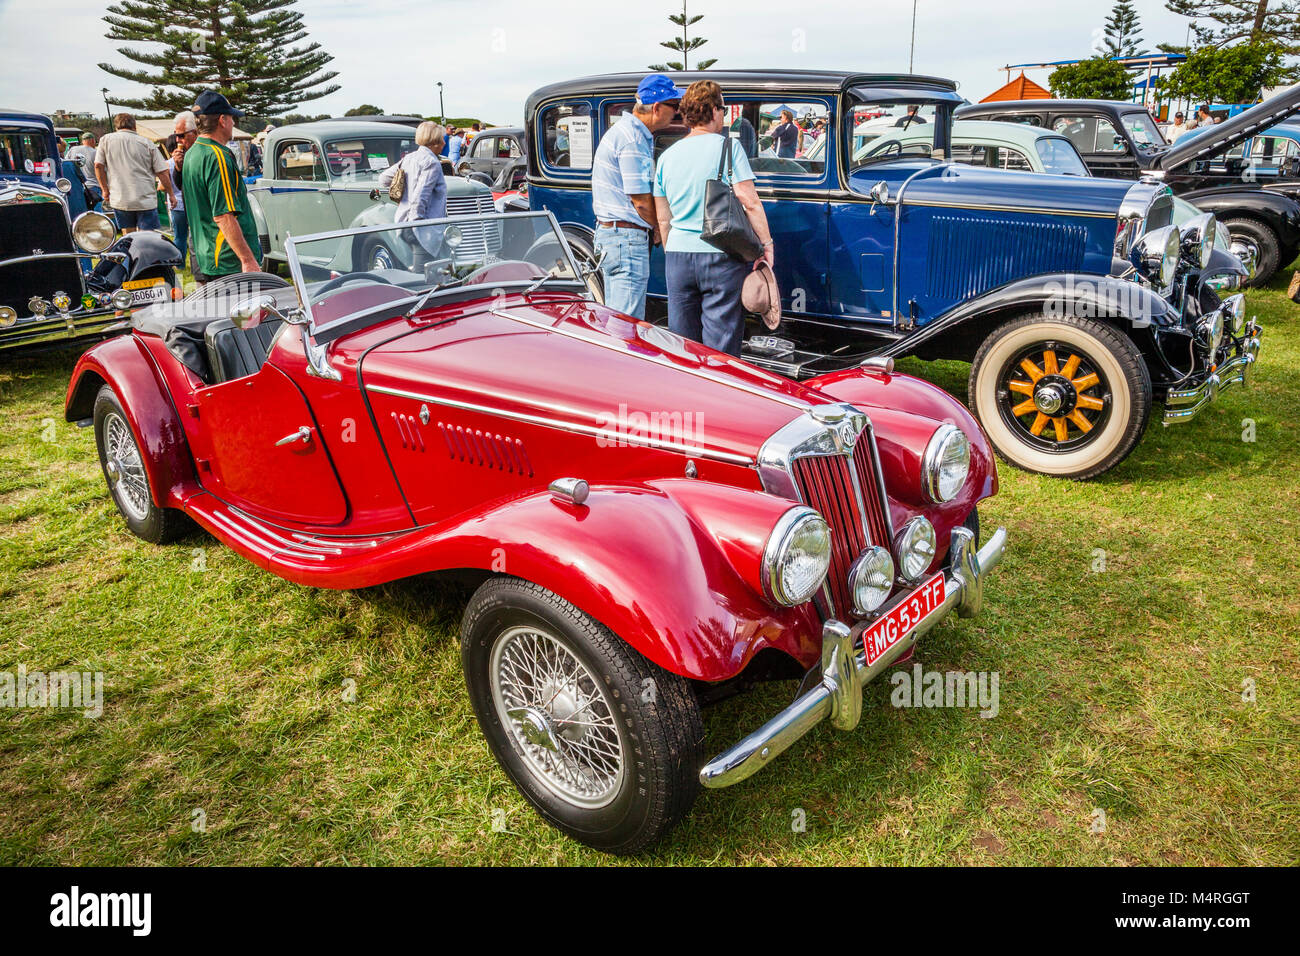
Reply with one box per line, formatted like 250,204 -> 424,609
427,482 -> 822,682
64,334 -> 194,508
247,189 -> 269,242
883,272 -> 1175,360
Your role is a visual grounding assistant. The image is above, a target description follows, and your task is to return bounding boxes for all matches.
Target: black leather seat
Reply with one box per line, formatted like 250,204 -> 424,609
204,317 -> 284,383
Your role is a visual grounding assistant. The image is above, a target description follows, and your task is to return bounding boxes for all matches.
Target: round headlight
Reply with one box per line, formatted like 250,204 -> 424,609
922,424 -> 970,503
1129,224 -> 1180,289
110,289 -> 133,311
894,516 -> 937,583
1179,212 -> 1217,271
0,306 -> 17,328
52,292 -> 72,312
1223,293 -> 1246,335
762,507 -> 831,607
849,546 -> 895,614
72,211 -> 116,254
1198,310 -> 1224,353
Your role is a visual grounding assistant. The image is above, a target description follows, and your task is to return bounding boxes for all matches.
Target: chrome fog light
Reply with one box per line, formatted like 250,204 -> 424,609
72,211 -> 116,254
894,517 -> 937,583
28,297 -> 49,316
922,424 -> 970,503
0,306 -> 17,328
52,292 -> 72,312
110,289 -> 133,311
763,507 -> 831,607
849,546 -> 895,614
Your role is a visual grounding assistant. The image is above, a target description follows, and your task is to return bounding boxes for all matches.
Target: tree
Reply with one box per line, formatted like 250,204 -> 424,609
1102,1 -> 1145,58
649,2 -> 716,71
98,0 -> 341,116
1161,41 -> 1287,104
344,104 -> 384,116
1048,57 -> 1133,99
1165,0 -> 1300,56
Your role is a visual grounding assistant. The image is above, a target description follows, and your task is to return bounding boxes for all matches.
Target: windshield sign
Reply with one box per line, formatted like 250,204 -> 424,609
285,212 -> 584,342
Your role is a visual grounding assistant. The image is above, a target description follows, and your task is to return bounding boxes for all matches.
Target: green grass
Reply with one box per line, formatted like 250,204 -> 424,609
1,278 -> 1298,866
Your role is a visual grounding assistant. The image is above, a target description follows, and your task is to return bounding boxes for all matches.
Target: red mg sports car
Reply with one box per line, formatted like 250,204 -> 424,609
66,211 -> 1007,853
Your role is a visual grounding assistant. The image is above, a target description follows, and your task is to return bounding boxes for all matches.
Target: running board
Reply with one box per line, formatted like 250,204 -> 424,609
183,492 -> 417,588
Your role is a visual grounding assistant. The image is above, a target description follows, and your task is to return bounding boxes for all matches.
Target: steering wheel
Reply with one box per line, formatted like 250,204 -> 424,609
311,271 -> 398,298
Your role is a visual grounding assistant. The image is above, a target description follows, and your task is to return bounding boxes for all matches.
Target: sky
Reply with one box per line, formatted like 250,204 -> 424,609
0,0 -> 1200,123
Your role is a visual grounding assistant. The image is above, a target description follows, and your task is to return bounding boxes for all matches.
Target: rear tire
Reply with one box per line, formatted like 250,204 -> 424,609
461,576 -> 703,854
969,313 -> 1151,480
93,385 -> 190,544
1221,217 -> 1280,287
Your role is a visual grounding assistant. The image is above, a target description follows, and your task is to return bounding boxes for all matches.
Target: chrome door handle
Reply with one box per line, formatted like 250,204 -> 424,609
275,426 -> 312,447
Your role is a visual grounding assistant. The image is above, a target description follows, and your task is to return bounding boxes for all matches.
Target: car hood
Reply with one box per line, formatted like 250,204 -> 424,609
866,161 -> 1130,216
358,297 -> 856,468
1154,83 -> 1300,171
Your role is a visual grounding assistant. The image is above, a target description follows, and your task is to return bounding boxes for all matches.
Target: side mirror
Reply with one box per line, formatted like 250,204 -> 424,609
580,248 -> 608,278
230,294 -> 281,329
869,181 -> 893,211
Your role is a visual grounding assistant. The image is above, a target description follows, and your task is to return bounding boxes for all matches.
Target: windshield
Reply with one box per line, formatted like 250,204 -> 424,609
1122,112 -> 1166,148
0,126 -> 55,177
323,136 -> 417,180
285,212 -> 585,342
1035,136 -> 1090,176
848,102 -> 940,169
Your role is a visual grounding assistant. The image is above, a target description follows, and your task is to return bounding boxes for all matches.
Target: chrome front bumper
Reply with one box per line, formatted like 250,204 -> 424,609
699,524 -> 1008,789
1163,318 -> 1263,425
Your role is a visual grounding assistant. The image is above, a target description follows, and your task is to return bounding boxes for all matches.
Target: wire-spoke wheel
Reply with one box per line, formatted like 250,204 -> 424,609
970,313 -> 1151,480
93,385 -> 191,543
490,625 -> 625,808
462,577 -> 703,853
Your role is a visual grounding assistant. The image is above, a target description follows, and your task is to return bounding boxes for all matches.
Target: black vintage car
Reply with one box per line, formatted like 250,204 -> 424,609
958,88 -> 1300,285
1,109 -> 182,354
456,126 -> 527,181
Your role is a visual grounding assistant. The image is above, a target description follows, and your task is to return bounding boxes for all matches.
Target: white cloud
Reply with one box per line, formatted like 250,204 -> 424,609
0,0 -> 1194,123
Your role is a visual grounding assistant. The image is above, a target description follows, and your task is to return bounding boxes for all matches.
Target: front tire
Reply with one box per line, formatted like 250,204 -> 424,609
968,313 -> 1151,480
93,385 -> 190,543
1221,217 -> 1281,287
461,577 -> 703,854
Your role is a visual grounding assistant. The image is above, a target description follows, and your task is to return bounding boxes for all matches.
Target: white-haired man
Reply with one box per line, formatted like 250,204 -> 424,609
168,110 -> 197,267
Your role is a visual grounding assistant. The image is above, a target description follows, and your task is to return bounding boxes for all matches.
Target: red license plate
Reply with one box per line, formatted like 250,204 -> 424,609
860,572 -> 946,667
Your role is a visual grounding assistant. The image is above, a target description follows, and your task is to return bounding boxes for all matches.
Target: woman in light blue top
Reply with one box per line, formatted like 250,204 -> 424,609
378,121 -> 448,269
653,80 -> 774,356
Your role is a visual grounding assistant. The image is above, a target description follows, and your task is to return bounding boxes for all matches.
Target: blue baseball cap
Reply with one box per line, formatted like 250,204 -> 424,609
637,74 -> 686,106
192,89 -> 244,118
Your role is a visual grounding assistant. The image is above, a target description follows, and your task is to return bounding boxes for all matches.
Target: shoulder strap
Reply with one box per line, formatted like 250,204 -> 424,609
715,134 -> 735,182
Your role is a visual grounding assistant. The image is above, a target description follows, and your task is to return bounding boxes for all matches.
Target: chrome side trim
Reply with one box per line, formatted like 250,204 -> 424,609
902,198 -> 1118,219
699,525 -> 1008,788
366,383 -> 755,466
489,307 -> 810,411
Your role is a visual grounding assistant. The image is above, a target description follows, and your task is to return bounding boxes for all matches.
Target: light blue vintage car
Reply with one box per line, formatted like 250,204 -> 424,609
247,119 -> 498,275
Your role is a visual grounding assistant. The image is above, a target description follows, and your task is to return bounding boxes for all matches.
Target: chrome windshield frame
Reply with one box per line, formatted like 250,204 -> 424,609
283,209 -> 584,341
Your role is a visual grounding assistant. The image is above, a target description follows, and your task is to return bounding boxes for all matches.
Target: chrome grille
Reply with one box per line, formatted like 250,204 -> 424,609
445,192 -> 501,258
851,429 -> 892,548
791,454 -> 866,615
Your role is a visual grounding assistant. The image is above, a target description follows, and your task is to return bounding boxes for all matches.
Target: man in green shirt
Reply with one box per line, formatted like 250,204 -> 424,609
183,90 -> 261,283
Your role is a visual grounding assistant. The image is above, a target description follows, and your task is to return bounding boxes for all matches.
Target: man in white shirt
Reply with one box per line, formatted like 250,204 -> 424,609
95,113 -> 175,233
1165,112 -> 1190,140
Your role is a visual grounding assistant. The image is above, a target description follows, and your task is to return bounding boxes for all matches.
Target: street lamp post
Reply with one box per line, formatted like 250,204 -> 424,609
909,0 -> 918,74
101,88 -> 112,126
437,82 -> 445,124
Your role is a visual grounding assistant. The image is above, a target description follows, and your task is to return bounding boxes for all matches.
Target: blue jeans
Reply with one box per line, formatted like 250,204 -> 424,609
594,227 -> 650,319
116,206 -> 160,230
170,206 -> 188,263
665,251 -> 748,356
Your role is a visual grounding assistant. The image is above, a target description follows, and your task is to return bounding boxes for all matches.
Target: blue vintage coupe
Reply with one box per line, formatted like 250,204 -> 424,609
524,71 -> 1258,480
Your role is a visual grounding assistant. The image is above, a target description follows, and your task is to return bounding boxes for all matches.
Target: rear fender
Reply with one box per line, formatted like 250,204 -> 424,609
64,334 -> 193,508
433,481 -> 822,682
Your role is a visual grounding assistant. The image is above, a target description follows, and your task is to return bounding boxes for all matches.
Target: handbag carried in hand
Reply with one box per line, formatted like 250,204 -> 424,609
387,160 -> 407,202
701,137 -> 763,262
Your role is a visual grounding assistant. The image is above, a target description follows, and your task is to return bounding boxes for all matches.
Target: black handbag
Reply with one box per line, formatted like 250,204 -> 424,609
701,137 -> 763,262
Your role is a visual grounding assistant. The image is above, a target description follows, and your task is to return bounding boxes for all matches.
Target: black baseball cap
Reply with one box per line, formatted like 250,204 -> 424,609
192,90 -> 244,117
